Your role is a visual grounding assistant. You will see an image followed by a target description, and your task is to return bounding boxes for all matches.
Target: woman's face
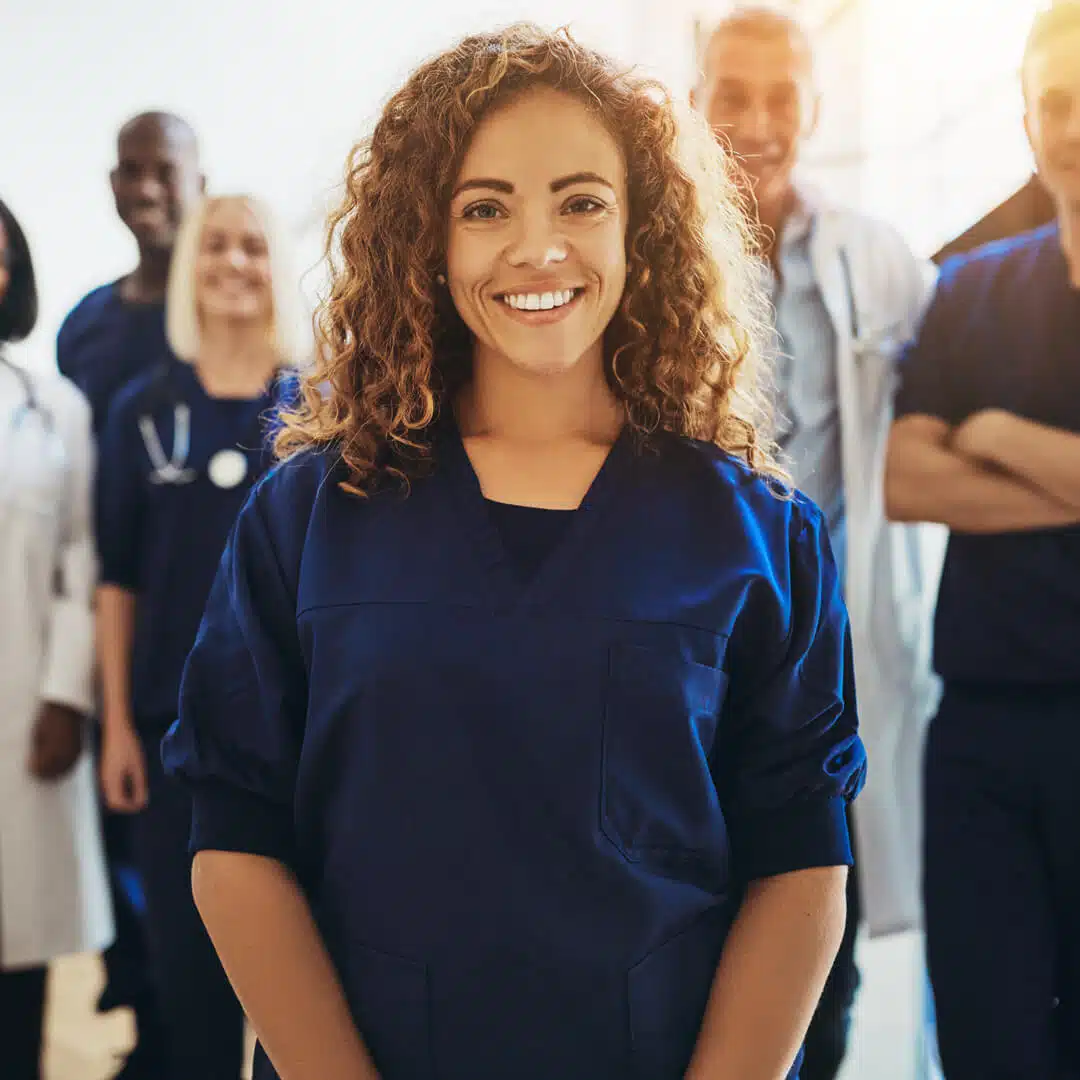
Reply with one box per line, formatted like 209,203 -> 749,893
195,199 -> 274,325
446,86 -> 628,378
0,218 -> 10,307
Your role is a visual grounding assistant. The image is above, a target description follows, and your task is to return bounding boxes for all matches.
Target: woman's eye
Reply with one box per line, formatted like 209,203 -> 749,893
565,196 -> 606,215
462,202 -> 504,220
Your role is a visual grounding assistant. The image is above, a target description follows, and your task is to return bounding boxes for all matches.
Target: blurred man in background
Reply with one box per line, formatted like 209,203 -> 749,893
886,5 -> 1080,1077
695,8 -> 943,1078
56,110 -> 204,1080
58,111 -> 204,430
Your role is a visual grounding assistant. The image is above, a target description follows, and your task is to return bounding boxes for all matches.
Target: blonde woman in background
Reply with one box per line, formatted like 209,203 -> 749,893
95,194 -> 304,1080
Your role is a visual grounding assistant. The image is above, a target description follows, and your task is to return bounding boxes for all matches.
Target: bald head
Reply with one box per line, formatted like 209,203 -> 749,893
118,111 -> 199,158
112,111 -> 204,252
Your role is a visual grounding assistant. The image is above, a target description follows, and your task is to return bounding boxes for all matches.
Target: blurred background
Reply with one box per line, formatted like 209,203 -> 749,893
3,0 -> 1044,371
1,1 -> 1050,1077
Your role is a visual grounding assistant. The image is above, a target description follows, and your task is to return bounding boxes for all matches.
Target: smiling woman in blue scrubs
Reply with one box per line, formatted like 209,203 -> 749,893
162,26 -> 866,1080
96,194 -> 304,1080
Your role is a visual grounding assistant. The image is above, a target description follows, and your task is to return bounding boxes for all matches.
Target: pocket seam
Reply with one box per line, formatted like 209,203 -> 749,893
600,644 -> 728,866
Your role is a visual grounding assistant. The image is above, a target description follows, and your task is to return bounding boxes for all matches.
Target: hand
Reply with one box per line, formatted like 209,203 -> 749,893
100,721 -> 149,813
951,409 -> 1012,465
28,702 -> 84,781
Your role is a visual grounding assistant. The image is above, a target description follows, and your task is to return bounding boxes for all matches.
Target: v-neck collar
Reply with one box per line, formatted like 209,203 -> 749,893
435,412 -> 635,612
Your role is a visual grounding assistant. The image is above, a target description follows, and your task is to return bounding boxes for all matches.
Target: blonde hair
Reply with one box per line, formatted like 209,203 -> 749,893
1025,1 -> 1080,63
165,194 -> 308,365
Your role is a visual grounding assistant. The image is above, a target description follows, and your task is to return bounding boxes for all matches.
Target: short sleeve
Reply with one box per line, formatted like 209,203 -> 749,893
161,481 -> 307,868
719,504 -> 867,883
95,398 -> 145,589
893,259 -> 964,424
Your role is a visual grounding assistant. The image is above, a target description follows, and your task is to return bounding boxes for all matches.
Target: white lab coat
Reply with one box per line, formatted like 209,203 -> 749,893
803,191 -> 948,937
0,358 -> 113,970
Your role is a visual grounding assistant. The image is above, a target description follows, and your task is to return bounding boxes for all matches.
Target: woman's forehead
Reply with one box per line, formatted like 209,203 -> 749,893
457,88 -> 626,190
204,199 -> 261,235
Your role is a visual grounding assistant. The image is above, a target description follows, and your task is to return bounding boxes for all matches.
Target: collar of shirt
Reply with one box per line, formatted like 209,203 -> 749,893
780,195 -> 815,251
766,195 -> 816,298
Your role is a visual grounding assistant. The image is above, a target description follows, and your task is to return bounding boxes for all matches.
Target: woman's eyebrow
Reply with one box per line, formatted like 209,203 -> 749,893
451,171 -> 616,199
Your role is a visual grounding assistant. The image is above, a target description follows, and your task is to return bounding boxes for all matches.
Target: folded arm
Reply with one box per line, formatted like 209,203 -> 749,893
954,409 -> 1080,512
884,414 -> 1080,533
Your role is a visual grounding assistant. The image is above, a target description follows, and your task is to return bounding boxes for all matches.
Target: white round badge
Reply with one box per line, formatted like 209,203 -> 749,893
207,449 -> 249,489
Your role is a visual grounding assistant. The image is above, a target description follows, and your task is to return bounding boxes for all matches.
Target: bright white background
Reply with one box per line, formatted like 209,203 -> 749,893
3,3 -> 1047,1078
3,0 -> 1042,372
2,0 -> 700,371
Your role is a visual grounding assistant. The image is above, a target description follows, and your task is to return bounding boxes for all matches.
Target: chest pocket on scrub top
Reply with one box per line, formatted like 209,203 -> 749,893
600,642 -> 730,885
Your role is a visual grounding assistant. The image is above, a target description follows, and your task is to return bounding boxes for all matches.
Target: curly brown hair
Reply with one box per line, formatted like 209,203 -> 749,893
275,22 -> 780,493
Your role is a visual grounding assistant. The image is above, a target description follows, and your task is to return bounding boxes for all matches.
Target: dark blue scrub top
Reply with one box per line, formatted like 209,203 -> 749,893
57,281 -> 170,434
163,421 -> 865,1080
96,361 -> 290,729
896,224 -> 1080,684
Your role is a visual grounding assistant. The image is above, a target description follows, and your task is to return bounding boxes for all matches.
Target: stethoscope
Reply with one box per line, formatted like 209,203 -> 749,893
137,365 -> 255,491
1,354 -> 70,492
139,403 -> 198,485
2,352 -> 55,434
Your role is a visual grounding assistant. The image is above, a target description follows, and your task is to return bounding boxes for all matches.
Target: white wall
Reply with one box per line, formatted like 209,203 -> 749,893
3,0 -> 675,372
810,0 -> 1040,254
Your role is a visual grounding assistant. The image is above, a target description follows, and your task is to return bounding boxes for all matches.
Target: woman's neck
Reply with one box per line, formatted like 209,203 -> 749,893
458,343 -> 624,447
195,323 -> 279,397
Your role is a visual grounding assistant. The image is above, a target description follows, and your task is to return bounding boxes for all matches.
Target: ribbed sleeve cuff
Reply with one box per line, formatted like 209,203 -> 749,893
730,794 -> 853,882
189,782 -> 297,869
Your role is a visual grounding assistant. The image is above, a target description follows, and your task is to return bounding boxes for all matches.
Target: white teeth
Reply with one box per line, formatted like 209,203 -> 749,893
503,288 -> 577,311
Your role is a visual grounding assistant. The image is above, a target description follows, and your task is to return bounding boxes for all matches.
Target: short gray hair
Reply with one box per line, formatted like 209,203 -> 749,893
701,4 -> 814,78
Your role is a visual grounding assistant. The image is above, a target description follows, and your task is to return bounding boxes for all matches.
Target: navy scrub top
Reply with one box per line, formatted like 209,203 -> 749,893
57,281 -> 170,434
96,360 -> 290,730
163,420 -> 866,1080
896,223 -> 1080,684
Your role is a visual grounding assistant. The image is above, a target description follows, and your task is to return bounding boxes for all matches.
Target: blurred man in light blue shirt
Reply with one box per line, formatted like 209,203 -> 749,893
695,8 -> 941,1079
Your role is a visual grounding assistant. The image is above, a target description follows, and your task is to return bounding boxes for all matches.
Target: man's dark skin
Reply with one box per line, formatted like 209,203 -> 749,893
67,111 -> 205,1080
111,112 -> 204,304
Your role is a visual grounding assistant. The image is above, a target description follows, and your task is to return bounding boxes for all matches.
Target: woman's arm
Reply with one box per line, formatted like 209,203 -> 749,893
699,503 -> 863,1078
94,396 -> 151,810
96,583 -> 148,811
685,867 -> 848,1080
31,390 -> 97,781
192,850 -> 380,1080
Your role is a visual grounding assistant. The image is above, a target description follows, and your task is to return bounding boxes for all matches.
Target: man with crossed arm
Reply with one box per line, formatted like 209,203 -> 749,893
886,5 -> 1080,1077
